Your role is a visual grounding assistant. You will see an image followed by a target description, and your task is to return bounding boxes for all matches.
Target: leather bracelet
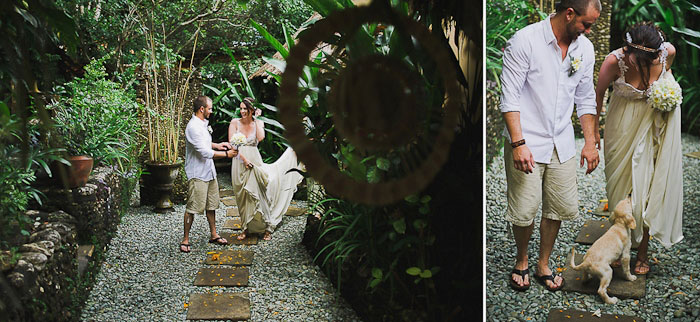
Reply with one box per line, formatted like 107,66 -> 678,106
510,139 -> 526,148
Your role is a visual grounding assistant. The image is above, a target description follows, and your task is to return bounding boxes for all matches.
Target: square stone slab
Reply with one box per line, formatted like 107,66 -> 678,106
226,208 -> 239,217
204,250 -> 254,266
547,308 -> 644,322
684,151 -> 700,160
223,218 -> 242,230
575,220 -> 637,249
186,292 -> 250,321
221,232 -> 258,245
194,267 -> 249,287
593,200 -> 610,217
561,253 -> 646,299
222,198 -> 236,207
285,206 -> 307,217
219,189 -> 234,197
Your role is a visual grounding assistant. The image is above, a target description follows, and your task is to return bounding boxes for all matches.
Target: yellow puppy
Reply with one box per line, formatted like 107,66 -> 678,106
570,197 -> 637,304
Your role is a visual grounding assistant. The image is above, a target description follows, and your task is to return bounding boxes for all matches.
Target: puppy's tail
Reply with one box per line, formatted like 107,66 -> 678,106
570,247 -> 584,271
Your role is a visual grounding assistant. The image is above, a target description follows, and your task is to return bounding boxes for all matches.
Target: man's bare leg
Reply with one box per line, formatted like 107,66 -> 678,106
634,227 -> 650,274
206,210 -> 226,243
512,223 -> 534,287
181,212 -> 195,252
537,218 -> 563,288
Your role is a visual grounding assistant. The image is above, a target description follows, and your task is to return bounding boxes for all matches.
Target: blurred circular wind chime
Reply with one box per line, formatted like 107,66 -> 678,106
277,4 -> 461,205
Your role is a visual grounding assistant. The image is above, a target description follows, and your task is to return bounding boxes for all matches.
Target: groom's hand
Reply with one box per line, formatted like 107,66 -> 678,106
580,143 -> 599,174
512,145 -> 535,174
214,142 -> 232,151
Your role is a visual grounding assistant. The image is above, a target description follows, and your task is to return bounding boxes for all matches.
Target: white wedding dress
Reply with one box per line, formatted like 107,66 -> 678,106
603,44 -> 683,247
231,123 -> 304,234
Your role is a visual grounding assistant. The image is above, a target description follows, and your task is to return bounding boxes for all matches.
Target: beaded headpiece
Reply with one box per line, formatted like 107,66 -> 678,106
626,31 -> 665,53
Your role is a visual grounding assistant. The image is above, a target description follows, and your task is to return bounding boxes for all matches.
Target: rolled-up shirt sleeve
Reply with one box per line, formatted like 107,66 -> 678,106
186,125 -> 214,159
500,32 -> 530,113
575,47 -> 597,118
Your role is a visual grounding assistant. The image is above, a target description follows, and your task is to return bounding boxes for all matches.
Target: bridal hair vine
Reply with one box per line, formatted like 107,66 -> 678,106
626,32 -> 661,53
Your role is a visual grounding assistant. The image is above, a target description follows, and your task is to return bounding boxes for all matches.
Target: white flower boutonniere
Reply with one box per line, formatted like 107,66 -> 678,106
569,54 -> 582,77
207,125 -> 213,135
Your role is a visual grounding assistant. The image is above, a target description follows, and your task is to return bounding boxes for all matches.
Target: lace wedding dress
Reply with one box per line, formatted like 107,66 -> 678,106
231,123 -> 304,234
603,44 -> 683,247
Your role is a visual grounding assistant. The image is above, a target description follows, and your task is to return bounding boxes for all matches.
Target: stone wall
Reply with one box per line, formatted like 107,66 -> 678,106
0,166 -> 126,321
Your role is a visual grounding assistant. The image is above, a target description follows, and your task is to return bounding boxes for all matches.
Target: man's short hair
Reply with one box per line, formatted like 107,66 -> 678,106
193,96 -> 212,113
555,0 -> 601,14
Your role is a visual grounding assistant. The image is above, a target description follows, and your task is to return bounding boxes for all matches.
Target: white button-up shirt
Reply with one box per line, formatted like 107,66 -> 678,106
185,115 -> 216,181
500,15 -> 597,164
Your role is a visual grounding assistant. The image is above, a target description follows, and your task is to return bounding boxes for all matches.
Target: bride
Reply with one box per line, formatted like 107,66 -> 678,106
228,97 -> 303,241
595,22 -> 683,275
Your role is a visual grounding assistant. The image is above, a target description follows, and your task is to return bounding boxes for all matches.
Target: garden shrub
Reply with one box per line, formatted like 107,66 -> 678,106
50,56 -> 142,174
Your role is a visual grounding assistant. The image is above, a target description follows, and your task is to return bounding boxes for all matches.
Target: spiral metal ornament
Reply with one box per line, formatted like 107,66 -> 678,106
277,6 -> 461,205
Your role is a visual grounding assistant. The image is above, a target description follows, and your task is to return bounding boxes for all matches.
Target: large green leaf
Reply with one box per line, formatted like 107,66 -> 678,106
250,19 -> 288,59
672,27 -> 700,39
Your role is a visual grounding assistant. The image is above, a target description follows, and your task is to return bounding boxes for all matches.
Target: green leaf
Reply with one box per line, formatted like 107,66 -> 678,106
0,101 -> 9,116
376,157 -> 390,171
406,267 -> 421,276
672,26 -> 700,39
419,205 -> 429,215
413,219 -> 427,230
369,278 -> 381,288
420,195 -> 431,204
392,218 -> 406,234
371,267 -> 383,279
366,167 -> 380,183
250,19 -> 288,58
405,195 -> 419,203
20,230 -> 30,236
419,269 -> 432,278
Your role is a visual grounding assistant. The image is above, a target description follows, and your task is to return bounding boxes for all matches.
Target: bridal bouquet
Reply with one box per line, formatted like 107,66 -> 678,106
647,78 -> 682,112
230,133 -> 246,148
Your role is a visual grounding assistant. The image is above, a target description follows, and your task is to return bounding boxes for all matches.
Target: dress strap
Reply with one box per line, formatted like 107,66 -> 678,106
609,50 -> 628,79
659,42 -> 669,74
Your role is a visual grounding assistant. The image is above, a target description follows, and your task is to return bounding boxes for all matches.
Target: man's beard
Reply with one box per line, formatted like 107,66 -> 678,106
566,21 -> 581,40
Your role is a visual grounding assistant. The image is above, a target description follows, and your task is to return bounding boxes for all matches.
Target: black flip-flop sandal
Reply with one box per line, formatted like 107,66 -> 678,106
534,272 -> 564,292
509,268 -> 530,291
208,237 -> 228,245
179,243 -> 191,253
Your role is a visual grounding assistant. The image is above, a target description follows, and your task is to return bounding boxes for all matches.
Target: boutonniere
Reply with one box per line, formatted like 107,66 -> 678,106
207,125 -> 213,134
569,54 -> 582,77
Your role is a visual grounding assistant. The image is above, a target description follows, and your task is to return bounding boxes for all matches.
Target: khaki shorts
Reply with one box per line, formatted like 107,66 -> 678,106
185,178 -> 220,214
504,144 -> 578,227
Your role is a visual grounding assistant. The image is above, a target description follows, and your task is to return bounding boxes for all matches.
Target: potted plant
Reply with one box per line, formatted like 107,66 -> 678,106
50,56 -> 142,189
142,27 -> 198,213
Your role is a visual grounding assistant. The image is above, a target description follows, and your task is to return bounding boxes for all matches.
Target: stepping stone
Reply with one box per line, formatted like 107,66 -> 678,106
222,198 -> 236,207
221,232 -> 258,245
194,267 -> 249,287
285,206 -> 307,217
592,200 -> 610,217
204,250 -> 254,266
77,244 -> 95,275
561,252 -> 646,300
575,220 -> 637,249
223,218 -> 242,230
226,208 -> 239,217
186,292 -> 250,321
219,189 -> 234,197
547,308 -> 645,322
684,151 -> 700,160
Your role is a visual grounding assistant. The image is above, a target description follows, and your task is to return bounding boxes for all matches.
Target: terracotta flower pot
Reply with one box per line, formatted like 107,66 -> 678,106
55,155 -> 94,188
145,160 -> 183,213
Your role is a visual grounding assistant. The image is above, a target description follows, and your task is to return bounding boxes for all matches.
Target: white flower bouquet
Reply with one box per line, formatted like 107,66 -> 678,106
569,54 -> 582,77
647,77 -> 682,112
230,133 -> 246,148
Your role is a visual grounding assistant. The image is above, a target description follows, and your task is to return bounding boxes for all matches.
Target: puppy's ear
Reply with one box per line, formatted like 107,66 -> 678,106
625,213 -> 636,229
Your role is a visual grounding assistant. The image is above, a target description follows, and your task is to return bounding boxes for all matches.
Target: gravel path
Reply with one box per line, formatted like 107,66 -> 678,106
80,171 -> 360,321
486,134 -> 700,321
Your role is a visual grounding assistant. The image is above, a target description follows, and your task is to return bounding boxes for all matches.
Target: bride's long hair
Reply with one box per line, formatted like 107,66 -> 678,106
623,22 -> 667,89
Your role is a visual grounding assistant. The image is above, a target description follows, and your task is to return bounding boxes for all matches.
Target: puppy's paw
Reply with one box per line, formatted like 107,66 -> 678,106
605,296 -> 619,305
627,275 -> 637,281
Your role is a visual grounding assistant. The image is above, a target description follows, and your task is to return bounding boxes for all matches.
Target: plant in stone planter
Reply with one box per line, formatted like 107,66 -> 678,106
141,22 -> 199,212
50,56 -> 142,188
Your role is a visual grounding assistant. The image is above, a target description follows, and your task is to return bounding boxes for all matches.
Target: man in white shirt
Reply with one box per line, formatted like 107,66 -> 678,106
500,0 -> 601,292
180,96 -> 237,253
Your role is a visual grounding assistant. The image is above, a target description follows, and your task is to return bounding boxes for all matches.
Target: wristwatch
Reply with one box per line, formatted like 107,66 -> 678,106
510,139 -> 526,148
